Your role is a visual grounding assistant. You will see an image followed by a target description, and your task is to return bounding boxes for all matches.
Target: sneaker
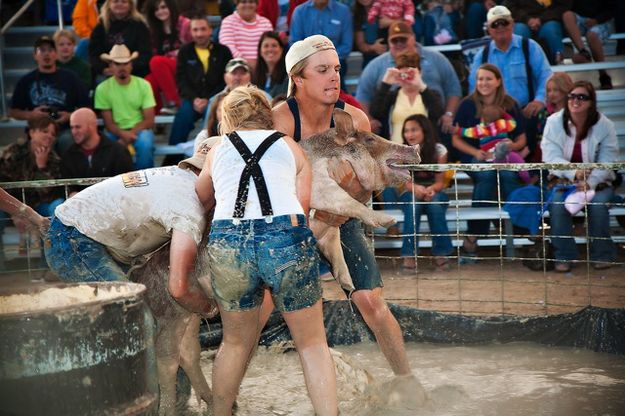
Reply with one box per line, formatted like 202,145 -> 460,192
599,73 -> 613,90
554,262 -> 571,273
593,261 -> 612,270
160,106 -> 177,115
572,49 -> 591,64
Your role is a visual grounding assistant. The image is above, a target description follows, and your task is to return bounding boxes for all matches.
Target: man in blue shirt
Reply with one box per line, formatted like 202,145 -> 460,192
355,22 -> 461,136
289,0 -> 353,90
469,6 -> 552,156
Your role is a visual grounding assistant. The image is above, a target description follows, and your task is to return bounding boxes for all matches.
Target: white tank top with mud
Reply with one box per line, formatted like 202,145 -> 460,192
55,166 -> 205,264
211,130 -> 304,220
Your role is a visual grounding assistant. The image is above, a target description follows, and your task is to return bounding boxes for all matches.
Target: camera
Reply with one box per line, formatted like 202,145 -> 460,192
399,73 -> 408,80
43,106 -> 60,120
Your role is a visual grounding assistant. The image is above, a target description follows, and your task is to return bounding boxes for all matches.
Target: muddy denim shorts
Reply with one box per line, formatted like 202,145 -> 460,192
337,218 -> 383,292
206,214 -> 322,313
45,217 -> 128,282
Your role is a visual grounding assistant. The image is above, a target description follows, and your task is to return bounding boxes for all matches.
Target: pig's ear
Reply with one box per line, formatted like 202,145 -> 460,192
333,109 -> 356,144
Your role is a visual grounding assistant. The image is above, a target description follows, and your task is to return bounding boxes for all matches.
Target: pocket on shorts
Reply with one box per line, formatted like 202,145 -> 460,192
267,228 -> 317,274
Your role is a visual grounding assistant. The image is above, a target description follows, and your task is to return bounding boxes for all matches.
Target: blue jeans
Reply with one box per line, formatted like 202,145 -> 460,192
44,217 -> 128,282
169,99 -> 203,145
207,214 -> 321,313
514,21 -> 564,62
105,129 -> 155,169
466,163 -> 522,236
548,186 -> 616,262
465,1 -> 488,39
383,188 -> 453,257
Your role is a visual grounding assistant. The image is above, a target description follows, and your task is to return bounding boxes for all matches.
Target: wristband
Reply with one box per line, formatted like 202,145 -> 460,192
444,111 -> 454,117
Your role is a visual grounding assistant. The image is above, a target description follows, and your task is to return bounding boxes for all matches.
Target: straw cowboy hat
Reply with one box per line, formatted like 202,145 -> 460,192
100,44 -> 139,63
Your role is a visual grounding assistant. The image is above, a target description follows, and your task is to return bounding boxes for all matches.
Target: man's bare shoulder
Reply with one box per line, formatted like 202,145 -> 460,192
344,103 -> 371,132
272,101 -> 295,137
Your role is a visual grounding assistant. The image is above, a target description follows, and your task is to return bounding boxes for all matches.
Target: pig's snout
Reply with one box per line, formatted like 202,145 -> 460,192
383,144 -> 420,185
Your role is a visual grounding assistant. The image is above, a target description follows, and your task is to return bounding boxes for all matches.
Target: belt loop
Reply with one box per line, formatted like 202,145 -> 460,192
232,218 -> 241,225
290,214 -> 298,227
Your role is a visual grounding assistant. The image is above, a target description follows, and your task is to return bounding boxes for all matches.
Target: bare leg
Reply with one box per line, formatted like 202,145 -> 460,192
562,11 -> 586,52
282,300 -> 338,416
212,307 -> 262,416
587,31 -> 605,62
351,288 -> 411,376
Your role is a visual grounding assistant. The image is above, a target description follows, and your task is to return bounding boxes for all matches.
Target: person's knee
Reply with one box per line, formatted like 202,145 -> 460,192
134,130 -> 155,149
352,290 -> 390,327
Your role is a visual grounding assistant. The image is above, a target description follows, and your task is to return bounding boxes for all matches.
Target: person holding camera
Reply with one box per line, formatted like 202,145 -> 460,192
9,36 -> 90,156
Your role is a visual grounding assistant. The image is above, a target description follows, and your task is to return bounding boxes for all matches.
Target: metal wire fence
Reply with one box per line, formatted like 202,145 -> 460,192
2,162 -> 624,316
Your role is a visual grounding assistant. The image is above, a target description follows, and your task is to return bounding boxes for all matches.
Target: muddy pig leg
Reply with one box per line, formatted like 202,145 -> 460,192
310,218 -> 354,292
179,314 -> 212,406
312,173 -> 396,228
155,316 -> 192,416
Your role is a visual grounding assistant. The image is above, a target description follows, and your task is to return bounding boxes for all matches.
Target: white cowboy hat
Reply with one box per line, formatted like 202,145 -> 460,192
100,44 -> 139,63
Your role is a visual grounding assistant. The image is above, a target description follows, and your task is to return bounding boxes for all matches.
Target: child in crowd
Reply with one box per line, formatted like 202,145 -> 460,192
457,104 -> 531,183
367,0 -> 415,39
422,0 -> 459,45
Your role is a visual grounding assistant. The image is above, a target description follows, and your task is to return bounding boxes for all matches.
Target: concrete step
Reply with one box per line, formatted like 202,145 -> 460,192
2,46 -> 35,70
3,25 -> 69,47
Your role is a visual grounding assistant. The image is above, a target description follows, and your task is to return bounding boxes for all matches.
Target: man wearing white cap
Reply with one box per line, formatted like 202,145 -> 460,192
468,5 -> 552,157
45,138 -> 219,315
94,44 -> 156,169
273,35 -> 412,377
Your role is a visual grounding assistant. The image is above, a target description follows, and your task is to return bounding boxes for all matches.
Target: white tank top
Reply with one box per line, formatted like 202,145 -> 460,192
211,130 -> 304,220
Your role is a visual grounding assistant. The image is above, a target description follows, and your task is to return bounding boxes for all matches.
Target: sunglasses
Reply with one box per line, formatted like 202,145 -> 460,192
490,19 -> 511,29
567,93 -> 591,102
390,37 -> 408,45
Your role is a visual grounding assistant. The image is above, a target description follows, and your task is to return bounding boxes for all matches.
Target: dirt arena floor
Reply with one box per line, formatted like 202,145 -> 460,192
3,247 -> 624,317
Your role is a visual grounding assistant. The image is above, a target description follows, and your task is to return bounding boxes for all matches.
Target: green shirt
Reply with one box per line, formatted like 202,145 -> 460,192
94,76 -> 155,130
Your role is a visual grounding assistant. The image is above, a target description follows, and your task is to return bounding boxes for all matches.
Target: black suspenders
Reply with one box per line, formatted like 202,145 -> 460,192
227,131 -> 285,219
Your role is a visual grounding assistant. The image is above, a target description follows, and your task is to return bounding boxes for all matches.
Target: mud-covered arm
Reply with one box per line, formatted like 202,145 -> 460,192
0,188 -> 50,236
169,230 -> 213,315
195,147 -> 218,212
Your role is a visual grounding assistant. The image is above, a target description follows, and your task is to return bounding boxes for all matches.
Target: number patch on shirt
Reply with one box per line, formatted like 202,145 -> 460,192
121,171 -> 149,188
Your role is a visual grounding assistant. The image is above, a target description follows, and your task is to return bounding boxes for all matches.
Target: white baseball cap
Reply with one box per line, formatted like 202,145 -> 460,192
285,35 -> 336,97
486,5 -> 512,24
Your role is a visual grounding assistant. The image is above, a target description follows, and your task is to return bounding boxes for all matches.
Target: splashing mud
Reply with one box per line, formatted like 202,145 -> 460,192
183,342 -> 625,415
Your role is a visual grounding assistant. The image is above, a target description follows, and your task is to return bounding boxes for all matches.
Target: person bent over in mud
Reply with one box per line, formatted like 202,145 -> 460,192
44,139 -> 216,315
196,85 -> 338,416
272,34 -> 413,377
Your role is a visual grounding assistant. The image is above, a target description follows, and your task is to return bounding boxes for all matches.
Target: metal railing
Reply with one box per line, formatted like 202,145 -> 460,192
1,162 -> 624,316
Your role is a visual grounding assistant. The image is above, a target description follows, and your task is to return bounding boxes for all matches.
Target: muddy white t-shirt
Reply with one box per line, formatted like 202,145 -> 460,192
55,166 -> 205,264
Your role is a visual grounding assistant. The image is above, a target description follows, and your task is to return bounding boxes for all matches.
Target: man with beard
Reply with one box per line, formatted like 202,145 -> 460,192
61,108 -> 133,195
94,44 -> 156,169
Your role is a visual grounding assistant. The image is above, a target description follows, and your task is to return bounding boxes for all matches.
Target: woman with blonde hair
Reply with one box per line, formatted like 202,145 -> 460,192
196,85 -> 338,416
89,0 -> 152,80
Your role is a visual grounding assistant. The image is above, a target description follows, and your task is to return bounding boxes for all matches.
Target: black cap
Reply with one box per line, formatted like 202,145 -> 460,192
34,36 -> 56,50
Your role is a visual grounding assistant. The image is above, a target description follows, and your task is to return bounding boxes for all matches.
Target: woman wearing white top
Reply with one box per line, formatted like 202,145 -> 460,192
541,80 -> 618,272
195,86 -> 337,416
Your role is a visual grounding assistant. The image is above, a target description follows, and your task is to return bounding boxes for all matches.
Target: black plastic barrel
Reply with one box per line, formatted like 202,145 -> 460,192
0,282 -> 158,416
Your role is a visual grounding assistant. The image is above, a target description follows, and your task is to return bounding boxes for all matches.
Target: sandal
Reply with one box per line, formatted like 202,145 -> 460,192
460,236 -> 477,264
433,256 -> 451,271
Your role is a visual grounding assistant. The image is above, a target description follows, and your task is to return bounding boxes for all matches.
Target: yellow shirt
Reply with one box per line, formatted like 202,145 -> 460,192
195,46 -> 210,73
390,89 -> 428,144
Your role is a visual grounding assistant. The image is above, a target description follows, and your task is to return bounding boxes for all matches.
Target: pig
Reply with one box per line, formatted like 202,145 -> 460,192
300,109 -> 420,292
129,237 -> 217,416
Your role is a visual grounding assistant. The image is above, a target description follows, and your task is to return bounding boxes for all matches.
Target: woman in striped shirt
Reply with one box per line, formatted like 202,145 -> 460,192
219,0 -> 274,71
